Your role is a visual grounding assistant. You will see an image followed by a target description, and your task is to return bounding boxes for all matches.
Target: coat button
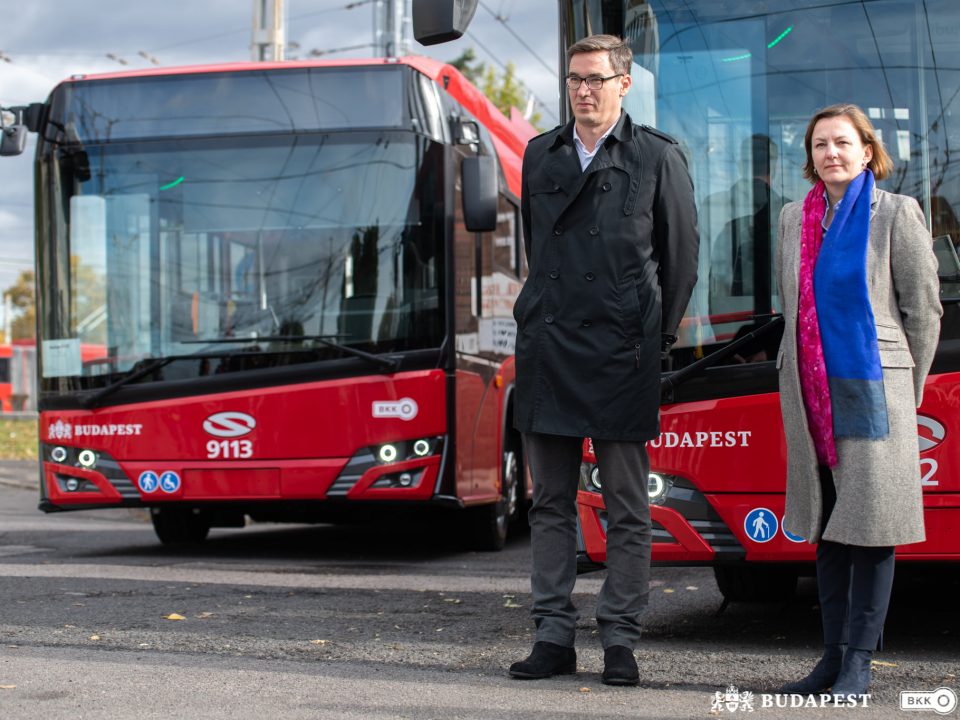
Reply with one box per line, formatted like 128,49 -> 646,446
544,314 -> 555,324
553,226 -> 562,236
585,272 -> 595,281
580,319 -> 593,328
602,182 -> 612,191
553,183 -> 561,191
549,270 -> 559,279
589,226 -> 599,236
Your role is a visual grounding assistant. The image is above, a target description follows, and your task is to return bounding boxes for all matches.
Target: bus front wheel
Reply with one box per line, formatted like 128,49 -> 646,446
467,440 -> 523,551
151,507 -> 211,544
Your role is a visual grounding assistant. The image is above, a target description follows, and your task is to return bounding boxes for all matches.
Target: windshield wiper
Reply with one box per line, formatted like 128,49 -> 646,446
660,314 -> 785,403
81,350 -> 232,409
182,334 -> 401,373
81,335 -> 401,409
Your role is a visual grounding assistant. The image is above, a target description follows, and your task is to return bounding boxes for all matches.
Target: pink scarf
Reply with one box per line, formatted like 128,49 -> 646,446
797,181 -> 837,466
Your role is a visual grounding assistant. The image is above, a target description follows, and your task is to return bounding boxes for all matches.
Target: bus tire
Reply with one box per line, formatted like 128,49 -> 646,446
466,437 -> 522,551
713,564 -> 798,602
151,507 -> 211,544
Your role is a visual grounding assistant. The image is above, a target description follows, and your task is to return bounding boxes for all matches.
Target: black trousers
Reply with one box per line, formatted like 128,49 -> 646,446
817,467 -> 895,651
523,433 -> 651,649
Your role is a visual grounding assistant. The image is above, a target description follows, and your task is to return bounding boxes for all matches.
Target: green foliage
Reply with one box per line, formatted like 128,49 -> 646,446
0,418 -> 38,460
449,48 -> 542,130
3,270 -> 35,341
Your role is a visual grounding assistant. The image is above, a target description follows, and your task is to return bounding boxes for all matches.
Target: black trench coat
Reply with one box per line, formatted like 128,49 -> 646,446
513,112 -> 699,442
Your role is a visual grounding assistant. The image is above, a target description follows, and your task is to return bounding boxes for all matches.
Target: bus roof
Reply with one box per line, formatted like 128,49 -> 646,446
59,56 -> 536,196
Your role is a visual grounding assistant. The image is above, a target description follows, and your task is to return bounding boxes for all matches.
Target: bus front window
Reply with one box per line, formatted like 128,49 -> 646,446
39,132 -> 446,392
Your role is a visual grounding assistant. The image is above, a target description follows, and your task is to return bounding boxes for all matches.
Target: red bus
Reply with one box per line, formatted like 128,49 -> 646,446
0,345 -> 11,412
2,56 -> 535,549
417,0 -> 960,600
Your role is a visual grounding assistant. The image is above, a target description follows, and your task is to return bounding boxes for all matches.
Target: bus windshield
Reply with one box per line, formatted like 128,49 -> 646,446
564,0 -> 960,372
37,130 -> 446,392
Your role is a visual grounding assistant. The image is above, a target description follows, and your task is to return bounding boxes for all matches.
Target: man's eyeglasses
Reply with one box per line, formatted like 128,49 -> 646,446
566,74 -> 623,91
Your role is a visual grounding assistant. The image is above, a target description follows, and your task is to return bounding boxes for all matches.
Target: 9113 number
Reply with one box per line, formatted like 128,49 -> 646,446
206,439 -> 253,459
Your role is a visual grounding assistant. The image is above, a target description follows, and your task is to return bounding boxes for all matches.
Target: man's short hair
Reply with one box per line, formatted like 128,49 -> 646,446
566,34 -> 633,76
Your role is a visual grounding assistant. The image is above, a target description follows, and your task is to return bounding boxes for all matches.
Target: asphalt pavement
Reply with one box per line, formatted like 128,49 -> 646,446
0,462 -> 957,719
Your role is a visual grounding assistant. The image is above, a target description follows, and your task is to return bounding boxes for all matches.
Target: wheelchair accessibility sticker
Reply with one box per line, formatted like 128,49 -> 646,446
159,471 -> 181,494
782,522 -> 806,543
744,507 -> 777,543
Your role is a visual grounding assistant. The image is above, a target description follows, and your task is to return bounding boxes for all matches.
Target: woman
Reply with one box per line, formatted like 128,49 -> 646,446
776,104 -> 942,698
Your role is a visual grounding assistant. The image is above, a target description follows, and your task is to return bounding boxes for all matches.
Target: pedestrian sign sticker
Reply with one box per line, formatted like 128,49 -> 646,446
138,471 -> 160,494
782,521 -> 806,543
159,471 -> 181,494
744,507 -> 777,543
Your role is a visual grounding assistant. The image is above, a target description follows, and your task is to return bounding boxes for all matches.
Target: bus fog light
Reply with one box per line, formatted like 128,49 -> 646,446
590,466 -> 601,490
65,477 -> 80,492
648,473 -> 666,503
51,446 -> 68,463
412,439 -> 431,457
378,444 -> 398,463
398,472 -> 414,487
78,449 -> 97,468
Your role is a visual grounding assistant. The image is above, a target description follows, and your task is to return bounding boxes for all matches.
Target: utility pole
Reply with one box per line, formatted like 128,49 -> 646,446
373,0 -> 411,58
252,0 -> 285,62
2,292 -> 11,344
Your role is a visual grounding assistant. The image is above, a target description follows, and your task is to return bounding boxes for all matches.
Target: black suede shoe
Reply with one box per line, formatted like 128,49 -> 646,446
601,645 -> 639,686
831,648 -> 873,700
778,644 -> 844,694
509,641 -> 577,679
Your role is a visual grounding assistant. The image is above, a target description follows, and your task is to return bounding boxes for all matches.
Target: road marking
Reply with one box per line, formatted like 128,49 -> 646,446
0,563 -> 604,594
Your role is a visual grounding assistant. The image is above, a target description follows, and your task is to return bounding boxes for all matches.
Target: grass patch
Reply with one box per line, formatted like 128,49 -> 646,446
0,418 -> 39,460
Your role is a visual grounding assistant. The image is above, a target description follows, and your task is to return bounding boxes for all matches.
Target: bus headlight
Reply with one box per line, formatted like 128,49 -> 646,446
412,439 -> 431,457
51,446 -> 68,463
647,473 -> 666,502
378,444 -> 398,463
590,466 -> 602,490
77,449 -> 97,468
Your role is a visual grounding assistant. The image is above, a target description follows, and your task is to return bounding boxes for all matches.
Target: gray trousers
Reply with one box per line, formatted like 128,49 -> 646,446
523,432 -> 652,650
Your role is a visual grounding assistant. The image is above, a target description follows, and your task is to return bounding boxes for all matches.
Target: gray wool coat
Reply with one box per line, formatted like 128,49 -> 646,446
776,187 -> 942,546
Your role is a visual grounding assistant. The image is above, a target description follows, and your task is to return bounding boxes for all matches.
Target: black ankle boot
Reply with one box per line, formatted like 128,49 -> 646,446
778,644 -> 844,694
831,648 -> 872,699
601,645 -> 639,686
509,641 -> 577,679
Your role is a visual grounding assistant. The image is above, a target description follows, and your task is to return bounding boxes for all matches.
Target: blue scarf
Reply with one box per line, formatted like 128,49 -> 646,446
813,169 -> 888,439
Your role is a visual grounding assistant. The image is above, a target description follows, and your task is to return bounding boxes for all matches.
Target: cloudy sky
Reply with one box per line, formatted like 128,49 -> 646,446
0,0 -> 560,300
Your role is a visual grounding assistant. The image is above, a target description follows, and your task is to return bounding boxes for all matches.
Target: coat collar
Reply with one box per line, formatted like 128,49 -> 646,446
540,112 -> 640,218
549,110 -> 633,151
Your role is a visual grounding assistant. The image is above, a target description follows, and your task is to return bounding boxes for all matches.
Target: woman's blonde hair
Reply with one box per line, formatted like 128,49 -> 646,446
802,103 -> 893,182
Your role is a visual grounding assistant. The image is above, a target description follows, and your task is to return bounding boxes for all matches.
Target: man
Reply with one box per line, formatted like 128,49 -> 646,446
509,34 -> 699,686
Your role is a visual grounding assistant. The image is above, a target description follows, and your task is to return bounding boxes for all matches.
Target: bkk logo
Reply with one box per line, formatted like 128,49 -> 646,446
202,411 -> 256,438
372,398 -> 419,421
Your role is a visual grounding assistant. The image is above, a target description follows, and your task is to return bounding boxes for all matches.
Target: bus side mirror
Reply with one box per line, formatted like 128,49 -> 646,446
412,0 -> 478,46
0,124 -> 27,156
462,155 -> 497,232
0,108 -> 28,157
